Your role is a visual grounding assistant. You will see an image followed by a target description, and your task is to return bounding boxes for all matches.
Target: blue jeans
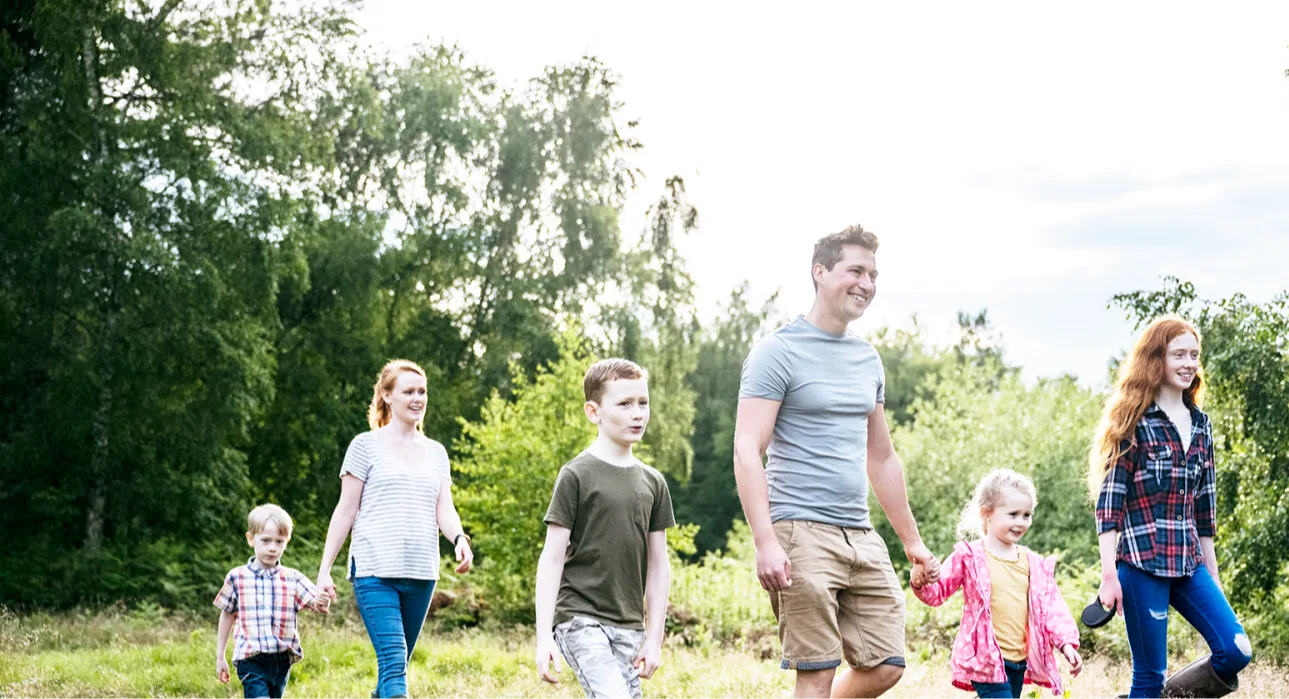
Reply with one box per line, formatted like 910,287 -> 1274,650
971,659 -> 1027,698
1119,563 -> 1251,698
235,651 -> 293,698
353,571 -> 437,698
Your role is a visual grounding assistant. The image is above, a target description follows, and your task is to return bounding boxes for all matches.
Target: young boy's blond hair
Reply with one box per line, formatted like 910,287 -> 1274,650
247,504 -> 294,538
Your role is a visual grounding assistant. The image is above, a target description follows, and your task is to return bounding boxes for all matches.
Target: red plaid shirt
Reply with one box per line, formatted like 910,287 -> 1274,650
1095,402 -> 1217,578
213,558 -> 319,663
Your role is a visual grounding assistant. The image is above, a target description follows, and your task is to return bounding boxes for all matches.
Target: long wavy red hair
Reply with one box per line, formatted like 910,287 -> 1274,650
1087,315 -> 1205,498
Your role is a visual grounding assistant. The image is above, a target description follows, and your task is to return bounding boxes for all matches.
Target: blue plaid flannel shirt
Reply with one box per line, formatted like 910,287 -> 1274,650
1095,402 -> 1216,578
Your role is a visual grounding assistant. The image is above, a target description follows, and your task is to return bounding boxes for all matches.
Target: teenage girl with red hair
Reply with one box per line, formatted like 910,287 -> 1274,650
1090,316 -> 1251,698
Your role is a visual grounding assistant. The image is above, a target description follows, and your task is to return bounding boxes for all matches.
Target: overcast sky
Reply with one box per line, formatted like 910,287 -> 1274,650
355,2 -> 1289,384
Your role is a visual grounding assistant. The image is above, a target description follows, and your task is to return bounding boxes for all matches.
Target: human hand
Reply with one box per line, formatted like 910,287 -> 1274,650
455,537 -> 474,574
756,540 -> 792,592
905,542 -> 940,584
536,633 -> 561,684
1097,572 -> 1123,617
216,656 -> 230,684
1061,644 -> 1083,676
633,638 -> 663,679
909,562 -> 929,590
316,570 -> 338,604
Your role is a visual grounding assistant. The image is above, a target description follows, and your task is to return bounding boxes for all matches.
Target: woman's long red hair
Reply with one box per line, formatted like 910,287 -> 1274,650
1087,315 -> 1204,498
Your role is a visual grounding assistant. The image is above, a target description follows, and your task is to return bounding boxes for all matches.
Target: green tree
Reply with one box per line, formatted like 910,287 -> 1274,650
2,0 -> 707,611
673,284 -> 777,555
873,309 -> 1014,427
250,51 -> 654,533
0,0 -> 356,606
451,329 -> 597,621
632,176 -> 701,481
878,361 -> 1105,572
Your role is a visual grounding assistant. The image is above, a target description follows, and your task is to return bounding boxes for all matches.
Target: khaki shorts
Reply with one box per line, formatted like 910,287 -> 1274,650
769,520 -> 906,671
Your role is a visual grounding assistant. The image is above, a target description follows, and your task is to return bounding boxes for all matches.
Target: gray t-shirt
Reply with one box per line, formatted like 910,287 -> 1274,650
738,316 -> 885,529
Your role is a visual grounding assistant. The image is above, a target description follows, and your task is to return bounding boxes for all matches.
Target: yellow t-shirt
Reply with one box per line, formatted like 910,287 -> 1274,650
986,548 -> 1030,662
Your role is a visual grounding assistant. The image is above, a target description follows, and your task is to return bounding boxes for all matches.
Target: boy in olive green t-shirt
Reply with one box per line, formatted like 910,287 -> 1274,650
534,358 -> 675,699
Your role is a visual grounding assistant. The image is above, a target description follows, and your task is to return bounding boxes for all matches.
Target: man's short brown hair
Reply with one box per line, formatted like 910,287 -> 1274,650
583,358 -> 648,404
812,225 -> 880,290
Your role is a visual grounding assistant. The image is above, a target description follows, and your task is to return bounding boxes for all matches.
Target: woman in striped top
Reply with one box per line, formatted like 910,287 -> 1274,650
316,359 -> 474,698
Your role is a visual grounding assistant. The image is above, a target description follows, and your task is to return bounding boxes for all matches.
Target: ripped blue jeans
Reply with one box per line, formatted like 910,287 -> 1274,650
1119,563 -> 1251,698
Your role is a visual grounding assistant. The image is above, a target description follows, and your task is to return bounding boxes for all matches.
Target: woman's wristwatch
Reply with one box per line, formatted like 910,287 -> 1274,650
453,533 -> 471,547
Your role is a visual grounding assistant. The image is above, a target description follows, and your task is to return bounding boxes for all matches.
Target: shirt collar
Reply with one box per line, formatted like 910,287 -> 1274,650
1146,401 -> 1207,426
246,557 -> 281,578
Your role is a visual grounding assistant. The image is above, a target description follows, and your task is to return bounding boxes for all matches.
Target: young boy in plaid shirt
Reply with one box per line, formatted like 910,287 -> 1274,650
214,504 -> 329,698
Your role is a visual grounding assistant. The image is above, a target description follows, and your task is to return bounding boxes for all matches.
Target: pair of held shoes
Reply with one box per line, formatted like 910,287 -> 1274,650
1079,599 -> 1240,698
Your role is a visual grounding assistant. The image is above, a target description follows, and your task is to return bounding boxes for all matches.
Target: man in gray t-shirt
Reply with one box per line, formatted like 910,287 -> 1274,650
740,317 -> 885,530
734,225 -> 941,699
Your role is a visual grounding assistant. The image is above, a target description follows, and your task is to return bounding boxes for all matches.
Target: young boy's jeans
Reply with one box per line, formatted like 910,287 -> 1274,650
554,616 -> 646,699
235,651 -> 293,698
352,572 -> 437,698
970,659 -> 1027,698
1119,563 -> 1251,698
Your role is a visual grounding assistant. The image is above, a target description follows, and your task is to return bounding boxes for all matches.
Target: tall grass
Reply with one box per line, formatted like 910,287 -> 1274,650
5,607 -> 1287,699
4,531 -> 1283,698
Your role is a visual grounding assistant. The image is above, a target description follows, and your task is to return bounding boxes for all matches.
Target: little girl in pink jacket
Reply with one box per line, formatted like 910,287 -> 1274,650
912,469 -> 1083,698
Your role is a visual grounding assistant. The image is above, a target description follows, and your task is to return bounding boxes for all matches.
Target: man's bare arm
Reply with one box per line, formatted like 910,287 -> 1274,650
866,403 -> 938,578
733,397 -> 792,591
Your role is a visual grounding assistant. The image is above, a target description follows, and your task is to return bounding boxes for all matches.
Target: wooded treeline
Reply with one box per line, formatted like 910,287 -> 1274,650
2,0 -> 1286,657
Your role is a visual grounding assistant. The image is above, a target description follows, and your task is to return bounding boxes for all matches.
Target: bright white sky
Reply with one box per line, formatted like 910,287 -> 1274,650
356,2 -> 1289,385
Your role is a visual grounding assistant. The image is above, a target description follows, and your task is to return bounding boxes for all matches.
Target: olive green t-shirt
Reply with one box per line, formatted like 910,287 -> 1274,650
544,451 -> 675,629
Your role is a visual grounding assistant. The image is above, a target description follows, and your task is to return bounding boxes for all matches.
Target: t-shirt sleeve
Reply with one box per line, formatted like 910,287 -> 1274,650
340,433 -> 373,481
435,441 -> 452,484
875,350 -> 886,404
213,572 -> 238,614
544,467 -> 579,529
650,477 -> 676,532
739,335 -> 791,401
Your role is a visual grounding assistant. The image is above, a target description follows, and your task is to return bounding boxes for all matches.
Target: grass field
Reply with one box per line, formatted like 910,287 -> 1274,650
2,606 -> 1285,698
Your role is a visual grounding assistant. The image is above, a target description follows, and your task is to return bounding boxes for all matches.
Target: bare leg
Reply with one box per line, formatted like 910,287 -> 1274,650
795,668 -> 839,698
831,664 -> 904,698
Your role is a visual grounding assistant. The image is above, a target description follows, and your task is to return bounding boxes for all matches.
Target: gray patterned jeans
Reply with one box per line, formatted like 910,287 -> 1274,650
553,616 -> 645,698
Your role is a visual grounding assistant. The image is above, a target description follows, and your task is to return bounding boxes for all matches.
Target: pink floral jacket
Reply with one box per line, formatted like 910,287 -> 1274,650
913,540 -> 1081,696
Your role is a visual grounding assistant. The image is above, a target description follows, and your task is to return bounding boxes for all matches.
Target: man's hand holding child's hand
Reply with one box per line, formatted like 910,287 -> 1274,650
910,562 -> 929,589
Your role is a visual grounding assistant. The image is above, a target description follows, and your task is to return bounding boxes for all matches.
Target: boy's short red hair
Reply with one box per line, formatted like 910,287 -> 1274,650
583,358 -> 648,404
